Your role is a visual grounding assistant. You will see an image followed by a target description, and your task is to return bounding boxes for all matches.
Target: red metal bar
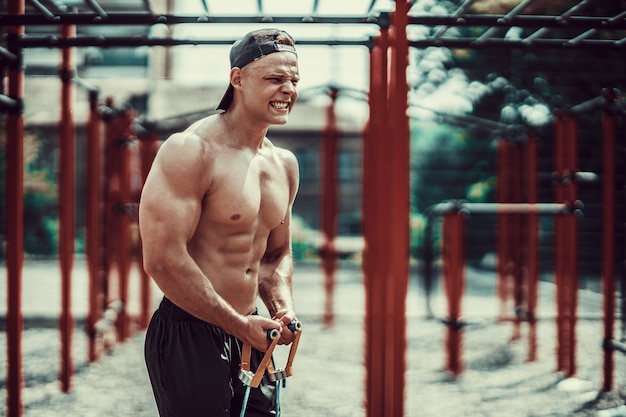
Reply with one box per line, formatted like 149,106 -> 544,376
564,116 -> 579,377
553,113 -> 566,372
601,99 -> 617,392
496,139 -> 513,320
58,23 -> 76,393
117,134 -> 134,341
115,108 -> 137,341
511,141 -> 524,340
86,91 -> 103,362
364,4 -> 410,414
363,30 -> 388,417
321,88 -> 339,328
553,113 -> 580,376
102,100 -> 119,337
526,133 -> 540,361
102,101 -> 128,343
384,2 -> 410,414
443,211 -> 466,375
5,1 -> 25,415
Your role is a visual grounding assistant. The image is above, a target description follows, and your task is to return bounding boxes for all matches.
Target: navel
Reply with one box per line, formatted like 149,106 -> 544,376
231,214 -> 241,221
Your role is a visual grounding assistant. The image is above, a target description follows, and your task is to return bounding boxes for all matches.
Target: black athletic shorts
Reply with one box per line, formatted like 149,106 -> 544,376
144,297 -> 277,417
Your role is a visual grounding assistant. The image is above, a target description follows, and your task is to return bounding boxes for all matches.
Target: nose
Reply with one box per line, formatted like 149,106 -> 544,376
281,80 -> 297,95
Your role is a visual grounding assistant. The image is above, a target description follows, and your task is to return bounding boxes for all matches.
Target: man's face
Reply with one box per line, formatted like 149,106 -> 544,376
239,51 -> 300,125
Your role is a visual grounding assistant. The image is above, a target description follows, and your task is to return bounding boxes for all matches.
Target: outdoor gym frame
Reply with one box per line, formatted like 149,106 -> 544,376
421,90 -> 625,386
2,1 -> 626,417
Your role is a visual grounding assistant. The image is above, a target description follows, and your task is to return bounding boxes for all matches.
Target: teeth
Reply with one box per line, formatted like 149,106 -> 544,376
271,101 -> 288,109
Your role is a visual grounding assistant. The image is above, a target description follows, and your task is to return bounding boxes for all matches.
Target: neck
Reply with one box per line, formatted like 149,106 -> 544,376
220,108 -> 269,150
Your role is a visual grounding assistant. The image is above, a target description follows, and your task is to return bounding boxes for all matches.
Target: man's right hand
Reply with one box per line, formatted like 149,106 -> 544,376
243,315 -> 282,351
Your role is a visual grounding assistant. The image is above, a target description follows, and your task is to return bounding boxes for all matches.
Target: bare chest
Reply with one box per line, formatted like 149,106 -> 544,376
205,153 -> 290,230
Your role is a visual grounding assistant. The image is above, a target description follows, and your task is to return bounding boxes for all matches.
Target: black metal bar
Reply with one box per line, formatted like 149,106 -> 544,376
499,0 -> 535,23
0,12 -> 380,26
608,9 -> 626,24
475,0 -> 534,43
24,0 -> 56,19
366,0 -> 377,15
521,0 -> 593,45
311,0 -> 320,16
16,35 -> 373,48
47,0 -> 68,13
522,27 -> 550,44
433,0 -> 476,39
0,94 -> 21,112
4,12 -> 626,29
608,339 -> 626,355
0,46 -> 20,66
570,96 -> 604,114
427,201 -> 571,216
84,0 -> 107,17
142,0 -> 152,13
409,14 -> 626,29
559,0 -> 591,21
409,102 -> 516,133
199,0 -> 209,15
410,37 -> 625,50
566,28 -> 597,45
461,202 -> 570,215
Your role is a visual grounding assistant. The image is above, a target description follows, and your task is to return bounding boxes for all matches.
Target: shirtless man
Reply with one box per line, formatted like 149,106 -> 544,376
139,28 -> 300,417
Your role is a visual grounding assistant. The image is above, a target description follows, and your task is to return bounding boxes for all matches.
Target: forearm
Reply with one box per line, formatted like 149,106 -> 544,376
259,253 -> 295,318
146,254 -> 247,334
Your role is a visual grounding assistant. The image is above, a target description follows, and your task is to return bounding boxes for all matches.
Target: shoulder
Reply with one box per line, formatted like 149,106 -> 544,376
144,117 -> 225,199
154,117 -> 220,174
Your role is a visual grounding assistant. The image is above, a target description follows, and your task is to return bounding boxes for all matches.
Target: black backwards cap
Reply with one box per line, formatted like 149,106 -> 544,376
217,28 -> 297,111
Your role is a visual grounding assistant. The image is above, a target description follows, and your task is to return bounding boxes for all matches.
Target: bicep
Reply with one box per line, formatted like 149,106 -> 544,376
139,148 -> 204,264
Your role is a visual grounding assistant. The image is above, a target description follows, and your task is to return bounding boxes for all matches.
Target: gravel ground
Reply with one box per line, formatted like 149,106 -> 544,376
1,261 -> 626,416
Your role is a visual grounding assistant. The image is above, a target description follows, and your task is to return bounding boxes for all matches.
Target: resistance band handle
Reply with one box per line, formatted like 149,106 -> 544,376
267,328 -> 280,340
287,320 -> 302,333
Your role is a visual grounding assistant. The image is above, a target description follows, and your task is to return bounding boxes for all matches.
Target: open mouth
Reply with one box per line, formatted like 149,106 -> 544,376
270,101 -> 289,110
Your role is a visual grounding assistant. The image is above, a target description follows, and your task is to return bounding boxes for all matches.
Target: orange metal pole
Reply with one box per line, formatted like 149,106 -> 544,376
5,1 -> 25,414
58,23 -> 76,393
86,90 -> 103,362
321,88 -> 339,328
601,97 -> 617,392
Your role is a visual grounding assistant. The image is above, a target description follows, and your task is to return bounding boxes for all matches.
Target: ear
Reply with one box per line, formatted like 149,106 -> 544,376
230,67 -> 243,90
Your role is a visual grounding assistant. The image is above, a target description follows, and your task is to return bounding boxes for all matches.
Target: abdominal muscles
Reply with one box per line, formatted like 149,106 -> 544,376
188,225 -> 269,314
